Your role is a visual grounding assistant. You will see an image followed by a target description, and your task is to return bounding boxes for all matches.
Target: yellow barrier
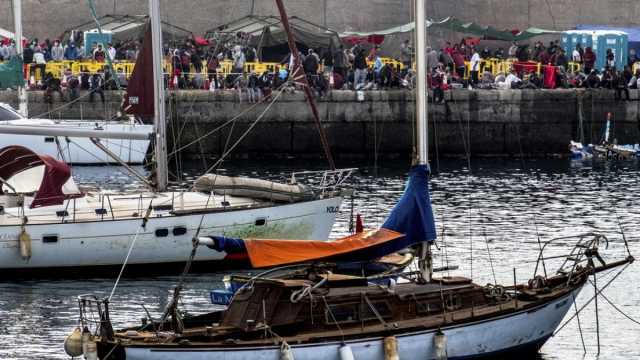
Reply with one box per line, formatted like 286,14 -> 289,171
567,62 -> 581,73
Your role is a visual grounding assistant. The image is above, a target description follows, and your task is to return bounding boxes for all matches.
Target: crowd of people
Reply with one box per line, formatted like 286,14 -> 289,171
426,39 -> 640,102
3,32 -> 640,104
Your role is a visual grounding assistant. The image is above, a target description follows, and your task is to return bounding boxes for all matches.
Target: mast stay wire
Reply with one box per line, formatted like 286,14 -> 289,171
204,84 -> 287,174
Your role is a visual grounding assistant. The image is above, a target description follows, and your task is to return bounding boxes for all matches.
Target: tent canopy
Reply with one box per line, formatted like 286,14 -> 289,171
341,17 -> 560,42
576,25 -> 640,42
205,15 -> 341,60
63,14 -> 193,43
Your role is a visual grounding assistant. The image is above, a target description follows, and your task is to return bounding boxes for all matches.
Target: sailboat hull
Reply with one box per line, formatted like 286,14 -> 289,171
0,121 -> 152,164
121,288 -> 578,360
0,197 -> 341,275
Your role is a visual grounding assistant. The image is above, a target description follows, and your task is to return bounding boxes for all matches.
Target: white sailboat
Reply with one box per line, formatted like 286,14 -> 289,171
0,0 -> 350,276
3,0 -> 152,165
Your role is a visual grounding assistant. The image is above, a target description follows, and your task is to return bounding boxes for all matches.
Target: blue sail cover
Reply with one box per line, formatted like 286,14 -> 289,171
206,164 -> 437,266
377,164 -> 437,247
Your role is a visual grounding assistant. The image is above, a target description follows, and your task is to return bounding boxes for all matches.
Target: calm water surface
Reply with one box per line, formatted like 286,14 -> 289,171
1,158 -> 639,359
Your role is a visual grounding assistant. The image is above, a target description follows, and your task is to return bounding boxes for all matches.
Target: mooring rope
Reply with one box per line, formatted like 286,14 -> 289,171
553,263 -> 631,336
588,279 -> 640,327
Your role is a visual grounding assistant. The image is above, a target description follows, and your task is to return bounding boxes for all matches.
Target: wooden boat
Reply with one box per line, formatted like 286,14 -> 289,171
62,1 -> 634,359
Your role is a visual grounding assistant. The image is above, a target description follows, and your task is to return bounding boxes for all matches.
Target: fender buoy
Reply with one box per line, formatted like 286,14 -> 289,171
63,327 -> 83,357
19,228 -> 31,260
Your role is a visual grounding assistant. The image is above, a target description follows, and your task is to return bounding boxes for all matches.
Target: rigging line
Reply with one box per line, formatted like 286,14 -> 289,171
553,263 -> 631,336
205,86 -> 287,174
572,292 -> 587,354
101,139 -> 148,155
85,0 -> 120,90
591,279 -> 640,327
66,139 -> 139,184
108,204 -> 153,301
159,191 -> 214,328
483,226 -> 497,285
614,208 -> 633,258
28,88 -> 101,119
167,91 -> 275,157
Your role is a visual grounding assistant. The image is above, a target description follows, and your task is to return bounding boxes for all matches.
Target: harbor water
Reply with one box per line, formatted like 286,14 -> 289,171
0,158 -> 639,359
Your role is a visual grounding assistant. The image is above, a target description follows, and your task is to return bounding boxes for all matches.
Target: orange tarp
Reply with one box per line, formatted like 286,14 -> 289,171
244,228 -> 403,268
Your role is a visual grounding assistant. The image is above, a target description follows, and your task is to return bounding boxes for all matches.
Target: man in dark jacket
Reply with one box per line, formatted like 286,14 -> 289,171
333,45 -> 347,79
353,47 -> 368,90
89,70 -> 105,103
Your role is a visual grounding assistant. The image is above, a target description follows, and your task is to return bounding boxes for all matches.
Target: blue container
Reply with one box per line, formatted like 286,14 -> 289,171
563,30 -> 628,71
83,30 -> 113,57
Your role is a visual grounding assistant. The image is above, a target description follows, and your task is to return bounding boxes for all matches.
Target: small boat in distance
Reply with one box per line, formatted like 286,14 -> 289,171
570,112 -> 640,160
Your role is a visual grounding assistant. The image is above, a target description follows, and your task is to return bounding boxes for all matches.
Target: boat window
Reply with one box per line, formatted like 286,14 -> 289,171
56,210 -> 69,217
155,228 -> 169,237
255,218 -> 266,226
325,301 -> 392,325
221,201 -> 231,207
42,235 -> 58,243
360,301 -> 392,321
445,294 -> 462,311
153,204 -> 173,212
0,106 -> 22,120
325,304 -> 358,324
44,137 -> 55,143
95,208 -> 108,215
172,226 -> 187,236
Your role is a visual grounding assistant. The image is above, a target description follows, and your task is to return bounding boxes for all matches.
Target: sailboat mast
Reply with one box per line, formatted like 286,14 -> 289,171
414,0 -> 433,283
149,0 -> 168,191
12,0 -> 28,117
415,0 -> 428,165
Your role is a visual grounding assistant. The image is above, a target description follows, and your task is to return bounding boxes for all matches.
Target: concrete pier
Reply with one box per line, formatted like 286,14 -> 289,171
1,89 -> 638,160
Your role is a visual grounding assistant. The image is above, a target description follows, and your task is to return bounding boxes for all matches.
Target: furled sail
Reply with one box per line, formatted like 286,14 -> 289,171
123,23 -> 154,120
206,165 -> 436,268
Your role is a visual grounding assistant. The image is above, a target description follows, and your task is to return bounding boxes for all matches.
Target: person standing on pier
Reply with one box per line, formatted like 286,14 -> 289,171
469,47 -> 481,86
51,40 -> 64,61
583,47 -> 596,74
400,39 -> 413,69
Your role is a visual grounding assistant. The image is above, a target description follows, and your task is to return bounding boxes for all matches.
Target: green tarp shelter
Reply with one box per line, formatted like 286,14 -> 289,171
340,17 -> 560,41
0,57 -> 24,89
63,14 -> 193,44
205,15 -> 341,61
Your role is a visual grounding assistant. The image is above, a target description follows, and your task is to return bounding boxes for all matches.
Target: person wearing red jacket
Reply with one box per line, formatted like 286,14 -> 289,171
583,47 -> 596,74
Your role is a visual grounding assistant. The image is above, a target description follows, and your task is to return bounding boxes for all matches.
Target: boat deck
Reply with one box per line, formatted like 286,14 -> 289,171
0,191 -> 267,225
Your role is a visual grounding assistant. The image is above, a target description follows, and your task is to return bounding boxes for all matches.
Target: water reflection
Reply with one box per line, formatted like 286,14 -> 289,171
0,158 -> 638,359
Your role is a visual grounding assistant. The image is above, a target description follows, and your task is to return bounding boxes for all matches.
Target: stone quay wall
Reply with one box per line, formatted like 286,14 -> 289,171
0,89 -> 638,161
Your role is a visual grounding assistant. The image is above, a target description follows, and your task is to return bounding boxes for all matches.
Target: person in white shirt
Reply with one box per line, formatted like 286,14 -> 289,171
572,44 -> 582,63
33,47 -> 47,80
505,69 -> 521,89
508,41 -> 519,59
107,43 -> 116,61
469,48 -> 481,86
